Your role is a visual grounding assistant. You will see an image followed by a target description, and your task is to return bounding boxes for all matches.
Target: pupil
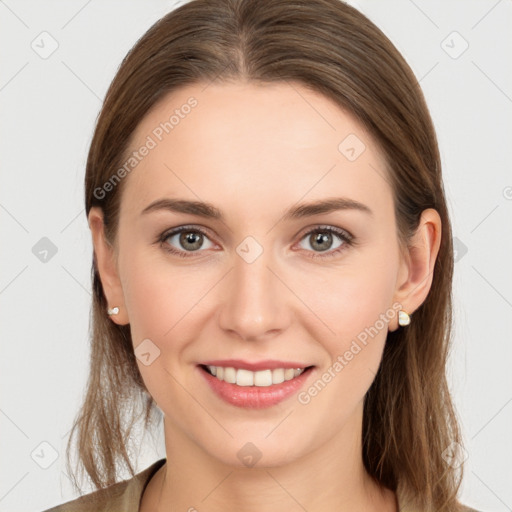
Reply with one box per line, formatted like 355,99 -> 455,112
180,231 -> 202,251
312,232 -> 331,252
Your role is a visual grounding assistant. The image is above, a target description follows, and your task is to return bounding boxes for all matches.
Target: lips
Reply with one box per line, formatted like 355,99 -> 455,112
201,359 -> 310,371
197,360 -> 314,409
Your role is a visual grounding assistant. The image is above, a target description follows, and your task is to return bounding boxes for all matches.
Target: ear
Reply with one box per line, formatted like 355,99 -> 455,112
88,207 -> 129,325
389,208 -> 442,332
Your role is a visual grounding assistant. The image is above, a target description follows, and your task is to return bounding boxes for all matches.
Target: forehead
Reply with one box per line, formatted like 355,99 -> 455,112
121,81 -> 393,222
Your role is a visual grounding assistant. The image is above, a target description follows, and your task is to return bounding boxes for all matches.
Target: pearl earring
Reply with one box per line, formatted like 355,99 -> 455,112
107,307 -> 119,316
398,310 -> 411,327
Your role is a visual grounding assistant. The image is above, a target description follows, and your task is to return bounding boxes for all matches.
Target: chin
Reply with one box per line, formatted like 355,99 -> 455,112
196,429 -> 313,470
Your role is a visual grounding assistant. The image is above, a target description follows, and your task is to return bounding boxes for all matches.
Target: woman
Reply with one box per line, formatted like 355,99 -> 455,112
43,0 -> 480,510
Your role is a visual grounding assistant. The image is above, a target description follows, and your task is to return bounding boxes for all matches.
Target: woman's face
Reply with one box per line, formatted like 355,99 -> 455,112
95,81 -> 413,467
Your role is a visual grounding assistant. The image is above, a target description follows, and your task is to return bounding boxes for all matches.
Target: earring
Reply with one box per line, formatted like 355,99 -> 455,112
398,310 -> 411,327
107,307 -> 119,316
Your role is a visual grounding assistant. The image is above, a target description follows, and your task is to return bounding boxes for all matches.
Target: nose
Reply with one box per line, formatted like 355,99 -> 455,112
218,246 -> 291,342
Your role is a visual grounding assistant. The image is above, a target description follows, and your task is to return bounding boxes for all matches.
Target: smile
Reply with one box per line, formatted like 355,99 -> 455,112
204,365 -> 306,386
198,361 -> 315,409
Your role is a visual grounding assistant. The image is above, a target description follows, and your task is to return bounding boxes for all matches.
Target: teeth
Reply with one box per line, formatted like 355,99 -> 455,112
205,365 -> 306,386
236,369 -> 254,386
223,367 -> 236,384
284,368 -> 295,380
254,369 -> 272,387
272,368 -> 284,384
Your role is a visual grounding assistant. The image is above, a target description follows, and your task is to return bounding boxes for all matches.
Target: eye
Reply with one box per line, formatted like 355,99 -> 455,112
157,224 -> 354,259
159,226 -> 215,257
296,225 -> 353,258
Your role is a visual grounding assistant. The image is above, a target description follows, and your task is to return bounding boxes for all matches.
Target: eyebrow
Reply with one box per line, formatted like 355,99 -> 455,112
141,197 -> 373,221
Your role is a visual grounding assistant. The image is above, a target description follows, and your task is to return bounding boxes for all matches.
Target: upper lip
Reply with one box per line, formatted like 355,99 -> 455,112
200,359 -> 312,371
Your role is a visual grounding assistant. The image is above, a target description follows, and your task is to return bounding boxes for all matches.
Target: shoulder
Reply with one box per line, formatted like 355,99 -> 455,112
41,459 -> 166,512
41,481 -> 129,512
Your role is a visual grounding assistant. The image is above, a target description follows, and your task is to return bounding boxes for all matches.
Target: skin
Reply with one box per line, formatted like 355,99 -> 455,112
89,81 -> 441,511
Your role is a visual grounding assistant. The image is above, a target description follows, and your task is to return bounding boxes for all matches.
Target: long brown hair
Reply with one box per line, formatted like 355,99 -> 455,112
67,0 -> 465,509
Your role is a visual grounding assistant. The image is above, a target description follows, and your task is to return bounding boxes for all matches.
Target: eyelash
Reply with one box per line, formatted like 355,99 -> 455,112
157,225 -> 355,260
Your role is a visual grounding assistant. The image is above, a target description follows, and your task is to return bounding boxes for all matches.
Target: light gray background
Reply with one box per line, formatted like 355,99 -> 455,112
1,1 -> 511,511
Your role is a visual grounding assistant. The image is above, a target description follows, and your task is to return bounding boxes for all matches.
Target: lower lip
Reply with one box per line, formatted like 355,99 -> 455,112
198,366 -> 314,409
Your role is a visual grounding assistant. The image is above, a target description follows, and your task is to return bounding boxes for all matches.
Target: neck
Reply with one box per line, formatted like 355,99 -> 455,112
143,403 -> 397,512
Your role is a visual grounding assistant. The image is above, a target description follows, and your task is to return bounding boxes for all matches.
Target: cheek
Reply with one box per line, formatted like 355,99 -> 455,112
119,252 -> 209,414
292,272 -> 395,436
119,253 -> 221,401
301,258 -> 396,342
120,248 -> 217,343
295,255 -> 397,390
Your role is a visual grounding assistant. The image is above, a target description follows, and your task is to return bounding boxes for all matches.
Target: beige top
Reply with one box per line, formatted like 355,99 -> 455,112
42,458 -> 480,512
